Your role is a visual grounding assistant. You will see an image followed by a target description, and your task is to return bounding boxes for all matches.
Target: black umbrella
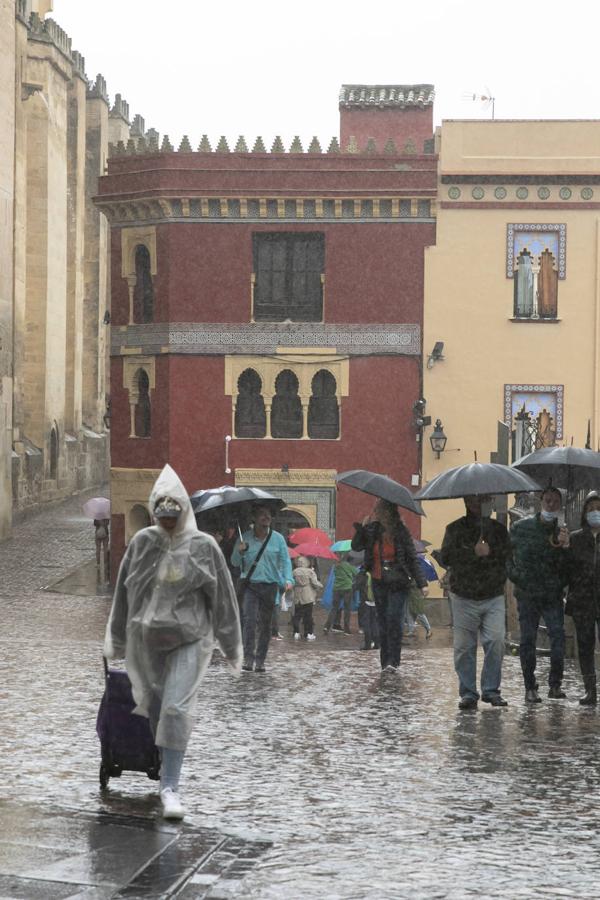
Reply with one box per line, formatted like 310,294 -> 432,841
415,462 -> 541,500
513,446 -> 600,492
190,486 -> 286,513
335,470 -> 424,516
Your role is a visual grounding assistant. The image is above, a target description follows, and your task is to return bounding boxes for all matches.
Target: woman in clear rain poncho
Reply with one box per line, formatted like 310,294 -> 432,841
104,464 -> 242,820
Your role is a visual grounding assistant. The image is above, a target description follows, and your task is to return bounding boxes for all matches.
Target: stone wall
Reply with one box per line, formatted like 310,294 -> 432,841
0,0 -> 16,540
6,5 -> 146,521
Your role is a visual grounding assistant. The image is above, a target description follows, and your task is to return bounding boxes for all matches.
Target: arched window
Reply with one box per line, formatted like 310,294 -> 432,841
133,244 -> 154,323
271,369 -> 302,438
49,426 -> 58,479
308,370 -> 339,439
134,368 -> 151,437
514,250 -> 534,318
235,369 -> 266,438
538,248 -> 558,318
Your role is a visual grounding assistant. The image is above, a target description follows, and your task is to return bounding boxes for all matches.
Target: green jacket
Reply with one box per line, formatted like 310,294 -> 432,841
508,513 -> 568,602
333,561 -> 356,591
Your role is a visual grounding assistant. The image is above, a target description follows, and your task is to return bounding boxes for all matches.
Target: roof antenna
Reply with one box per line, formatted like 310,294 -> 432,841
462,87 -> 495,119
474,450 -> 478,462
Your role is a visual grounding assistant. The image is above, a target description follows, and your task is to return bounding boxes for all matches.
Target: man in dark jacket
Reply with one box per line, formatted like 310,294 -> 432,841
508,486 -> 569,703
440,495 -> 511,710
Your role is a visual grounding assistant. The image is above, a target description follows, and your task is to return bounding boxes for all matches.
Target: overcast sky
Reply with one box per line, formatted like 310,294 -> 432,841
53,0 -> 600,148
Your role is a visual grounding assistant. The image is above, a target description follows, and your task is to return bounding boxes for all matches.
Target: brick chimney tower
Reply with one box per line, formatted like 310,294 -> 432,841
339,84 -> 434,153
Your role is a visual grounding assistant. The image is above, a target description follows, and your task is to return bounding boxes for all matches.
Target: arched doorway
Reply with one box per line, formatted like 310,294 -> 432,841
271,507 -> 311,541
128,503 -> 151,542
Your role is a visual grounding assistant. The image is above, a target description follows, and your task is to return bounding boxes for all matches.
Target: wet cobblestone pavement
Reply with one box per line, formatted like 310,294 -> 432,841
3,493 -> 600,897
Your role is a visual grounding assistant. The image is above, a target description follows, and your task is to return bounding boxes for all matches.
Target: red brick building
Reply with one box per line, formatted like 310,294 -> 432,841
95,84 -> 437,574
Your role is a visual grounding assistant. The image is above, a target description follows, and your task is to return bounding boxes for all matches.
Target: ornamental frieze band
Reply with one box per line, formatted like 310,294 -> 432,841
112,323 -> 421,356
235,469 -> 337,486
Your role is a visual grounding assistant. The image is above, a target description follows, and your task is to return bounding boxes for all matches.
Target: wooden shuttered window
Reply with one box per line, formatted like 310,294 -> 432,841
253,233 -> 324,321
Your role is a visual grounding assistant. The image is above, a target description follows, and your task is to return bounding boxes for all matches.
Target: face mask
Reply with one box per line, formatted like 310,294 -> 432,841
540,509 -> 559,522
480,500 -> 493,518
587,511 -> 600,528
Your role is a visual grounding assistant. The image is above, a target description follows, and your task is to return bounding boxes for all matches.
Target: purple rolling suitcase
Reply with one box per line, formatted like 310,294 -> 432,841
96,658 -> 161,789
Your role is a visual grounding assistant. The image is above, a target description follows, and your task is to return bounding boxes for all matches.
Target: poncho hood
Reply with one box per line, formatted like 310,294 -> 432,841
149,464 -> 196,537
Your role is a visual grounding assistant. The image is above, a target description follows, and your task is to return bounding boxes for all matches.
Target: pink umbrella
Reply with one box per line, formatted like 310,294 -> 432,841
289,527 -> 331,546
288,547 -> 301,558
293,541 -> 338,560
83,497 -> 110,519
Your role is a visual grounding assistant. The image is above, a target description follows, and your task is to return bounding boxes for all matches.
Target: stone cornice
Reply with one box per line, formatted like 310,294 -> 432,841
111,323 -> 421,357
97,196 -> 436,226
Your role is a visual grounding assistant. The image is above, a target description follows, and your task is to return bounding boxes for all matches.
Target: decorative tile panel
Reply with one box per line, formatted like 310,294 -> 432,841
504,384 -> 564,439
507,224 -> 566,279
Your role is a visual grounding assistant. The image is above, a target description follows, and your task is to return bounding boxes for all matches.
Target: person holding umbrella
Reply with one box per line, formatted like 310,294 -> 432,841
231,503 -> 293,672
440,495 -> 511,709
351,499 -> 427,673
508,486 -> 570,703
562,492 -> 600,704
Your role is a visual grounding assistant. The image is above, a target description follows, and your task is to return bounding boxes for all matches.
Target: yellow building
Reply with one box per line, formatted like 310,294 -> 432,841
423,119 -> 600,548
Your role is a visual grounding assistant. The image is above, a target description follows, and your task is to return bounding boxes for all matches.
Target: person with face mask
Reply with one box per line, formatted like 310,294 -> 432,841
104,465 -> 242,820
508,486 -> 570,703
440,495 -> 511,709
563,491 -> 600,704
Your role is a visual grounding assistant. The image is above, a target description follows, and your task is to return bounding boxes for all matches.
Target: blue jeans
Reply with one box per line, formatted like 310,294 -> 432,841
372,580 -> 408,669
517,596 -> 565,690
450,593 -> 505,700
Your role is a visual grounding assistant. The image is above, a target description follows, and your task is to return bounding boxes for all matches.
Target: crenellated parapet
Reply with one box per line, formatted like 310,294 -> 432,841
110,93 -> 130,123
87,73 -> 109,103
71,50 -> 87,81
107,133 -> 435,159
339,84 -> 435,108
28,14 -> 73,59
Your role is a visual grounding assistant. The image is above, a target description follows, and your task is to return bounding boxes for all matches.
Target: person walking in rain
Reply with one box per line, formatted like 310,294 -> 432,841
231,502 -> 293,672
563,491 -> 600,704
508,486 -> 570,703
104,465 -> 242,820
352,499 -> 427,673
324,552 -> 357,634
440,495 -> 511,709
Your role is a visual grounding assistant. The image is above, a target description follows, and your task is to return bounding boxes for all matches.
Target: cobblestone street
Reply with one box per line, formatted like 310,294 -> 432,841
3,494 -> 600,898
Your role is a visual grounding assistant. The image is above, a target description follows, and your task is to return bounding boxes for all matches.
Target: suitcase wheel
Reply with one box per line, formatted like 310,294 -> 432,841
99,763 -> 110,789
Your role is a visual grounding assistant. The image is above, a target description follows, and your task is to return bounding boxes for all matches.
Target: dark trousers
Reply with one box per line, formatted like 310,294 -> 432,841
325,589 -> 352,631
372,580 -> 407,669
517,596 -> 565,690
573,615 -> 600,678
359,603 -> 379,648
292,602 -> 314,636
242,582 -> 277,666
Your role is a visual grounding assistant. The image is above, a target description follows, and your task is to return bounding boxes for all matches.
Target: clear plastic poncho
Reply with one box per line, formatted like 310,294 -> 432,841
104,464 -> 242,750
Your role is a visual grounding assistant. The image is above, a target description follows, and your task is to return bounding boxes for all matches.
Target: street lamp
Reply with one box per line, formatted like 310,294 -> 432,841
430,419 -> 447,458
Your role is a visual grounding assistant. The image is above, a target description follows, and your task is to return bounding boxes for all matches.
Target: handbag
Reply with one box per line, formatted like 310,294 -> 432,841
381,562 -> 412,588
236,529 -> 273,600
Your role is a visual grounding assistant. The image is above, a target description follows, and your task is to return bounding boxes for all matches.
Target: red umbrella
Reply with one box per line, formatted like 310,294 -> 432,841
289,527 -> 331,546
288,547 -> 301,558
293,541 -> 338,560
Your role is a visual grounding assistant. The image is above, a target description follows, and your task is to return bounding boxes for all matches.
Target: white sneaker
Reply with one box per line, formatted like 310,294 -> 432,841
306,633 -> 316,641
161,787 -> 185,820
294,632 -> 301,641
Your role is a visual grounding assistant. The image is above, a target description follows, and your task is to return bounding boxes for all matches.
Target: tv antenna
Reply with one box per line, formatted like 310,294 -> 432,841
462,88 -> 495,119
